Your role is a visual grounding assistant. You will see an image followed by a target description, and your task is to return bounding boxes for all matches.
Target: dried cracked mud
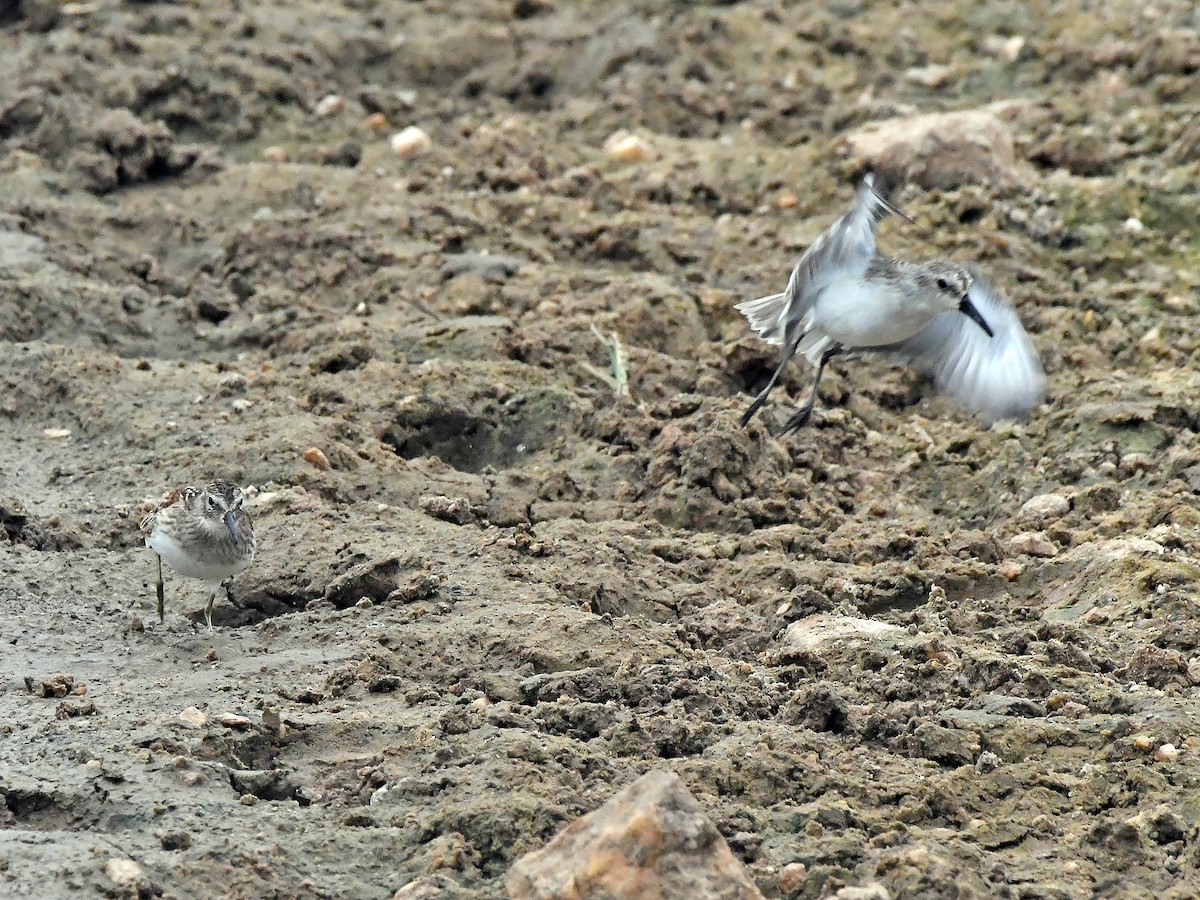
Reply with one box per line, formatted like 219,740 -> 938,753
2,1 -> 1200,898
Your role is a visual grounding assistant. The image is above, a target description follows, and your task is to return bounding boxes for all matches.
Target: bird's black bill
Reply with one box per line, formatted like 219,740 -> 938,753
224,511 -> 240,543
959,296 -> 994,337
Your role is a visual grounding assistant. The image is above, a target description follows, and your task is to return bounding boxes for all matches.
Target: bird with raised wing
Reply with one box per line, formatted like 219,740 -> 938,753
736,175 -> 1042,431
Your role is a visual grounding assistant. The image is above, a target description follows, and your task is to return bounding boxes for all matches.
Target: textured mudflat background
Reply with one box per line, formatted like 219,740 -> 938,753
2,1 -> 1200,897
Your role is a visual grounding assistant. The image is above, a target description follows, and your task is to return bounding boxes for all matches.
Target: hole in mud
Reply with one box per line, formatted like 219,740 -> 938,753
314,342 -> 372,374
228,769 -> 311,806
858,584 -> 930,617
732,357 -> 778,399
382,393 -> 570,474
4,787 -> 56,821
190,585 -> 302,629
958,206 -> 986,225
1,786 -> 96,831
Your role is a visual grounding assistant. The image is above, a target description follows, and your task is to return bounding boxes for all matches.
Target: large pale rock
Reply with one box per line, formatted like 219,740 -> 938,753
507,769 -> 764,900
837,108 -> 1017,189
777,614 -> 904,661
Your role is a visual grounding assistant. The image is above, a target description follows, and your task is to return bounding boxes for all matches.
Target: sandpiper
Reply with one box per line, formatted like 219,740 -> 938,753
140,481 -> 256,629
737,175 -> 1041,431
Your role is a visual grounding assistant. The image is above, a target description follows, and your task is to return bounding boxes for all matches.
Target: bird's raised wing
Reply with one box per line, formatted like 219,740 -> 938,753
736,174 -> 905,345
891,270 -> 1045,423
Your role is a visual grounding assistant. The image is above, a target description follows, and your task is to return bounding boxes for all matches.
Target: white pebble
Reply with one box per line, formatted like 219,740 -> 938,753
104,859 -> 145,889
1155,743 -> 1180,762
1019,493 -> 1069,524
1123,217 -> 1146,233
390,126 -> 432,158
178,706 -> 208,728
982,34 -> 1027,62
313,94 -> 345,117
603,130 -> 657,163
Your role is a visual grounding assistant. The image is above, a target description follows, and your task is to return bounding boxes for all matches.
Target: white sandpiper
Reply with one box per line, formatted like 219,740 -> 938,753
736,175 -> 1044,432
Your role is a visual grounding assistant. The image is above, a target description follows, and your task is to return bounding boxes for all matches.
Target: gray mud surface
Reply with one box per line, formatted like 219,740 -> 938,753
3,2 -> 1200,897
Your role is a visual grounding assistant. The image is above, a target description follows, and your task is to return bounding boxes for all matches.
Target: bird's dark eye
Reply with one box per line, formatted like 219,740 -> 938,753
936,277 -> 949,290
206,495 -> 218,510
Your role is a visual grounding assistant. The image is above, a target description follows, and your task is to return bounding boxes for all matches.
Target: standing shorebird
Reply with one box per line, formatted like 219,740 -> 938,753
140,481 -> 256,630
736,175 -> 1043,431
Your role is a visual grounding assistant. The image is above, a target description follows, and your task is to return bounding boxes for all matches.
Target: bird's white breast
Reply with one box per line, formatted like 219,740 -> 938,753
146,528 -> 250,583
814,276 -> 936,348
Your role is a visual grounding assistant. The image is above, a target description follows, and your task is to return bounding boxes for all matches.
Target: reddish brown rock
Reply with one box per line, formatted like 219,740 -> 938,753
507,769 -> 764,900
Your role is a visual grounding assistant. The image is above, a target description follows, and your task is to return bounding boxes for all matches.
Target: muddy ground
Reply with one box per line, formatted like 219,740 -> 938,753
2,1 -> 1200,898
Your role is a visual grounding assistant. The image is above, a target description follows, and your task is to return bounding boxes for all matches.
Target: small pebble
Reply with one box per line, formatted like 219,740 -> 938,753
104,859 -> 146,889
390,126 -> 432,158
217,712 -> 253,730
1155,743 -> 1179,762
1132,734 -> 1155,751
1008,532 -> 1057,558
982,34 -> 1026,62
1019,493 -> 1069,524
41,427 -> 71,439
777,193 -> 798,210
178,706 -> 207,729
303,447 -> 331,470
904,63 -> 957,88
603,130 -> 657,163
779,862 -> 808,895
365,112 -> 388,129
999,562 -> 1024,581
313,94 -> 345,117
262,146 -> 290,163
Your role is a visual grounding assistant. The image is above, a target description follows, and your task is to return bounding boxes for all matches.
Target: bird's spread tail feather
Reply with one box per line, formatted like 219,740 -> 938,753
735,292 -> 789,345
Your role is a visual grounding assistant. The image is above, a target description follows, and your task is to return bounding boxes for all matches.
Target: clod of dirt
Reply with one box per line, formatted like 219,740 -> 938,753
26,673 -> 76,698
323,556 -> 407,608
393,873 -> 482,899
419,494 -> 477,525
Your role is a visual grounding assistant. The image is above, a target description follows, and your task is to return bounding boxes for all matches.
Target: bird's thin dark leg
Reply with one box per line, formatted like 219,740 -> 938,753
741,334 -> 803,427
156,555 -> 165,624
780,344 -> 844,434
